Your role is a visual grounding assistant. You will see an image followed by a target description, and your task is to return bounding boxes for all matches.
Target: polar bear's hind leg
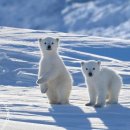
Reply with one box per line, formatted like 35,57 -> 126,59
107,79 -> 121,104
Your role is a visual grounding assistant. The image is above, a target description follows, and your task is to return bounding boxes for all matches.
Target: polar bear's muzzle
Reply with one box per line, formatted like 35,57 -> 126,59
88,72 -> 93,77
47,45 -> 51,50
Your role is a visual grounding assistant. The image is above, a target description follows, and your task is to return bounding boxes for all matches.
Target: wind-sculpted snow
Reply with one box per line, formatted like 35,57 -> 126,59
0,27 -> 130,86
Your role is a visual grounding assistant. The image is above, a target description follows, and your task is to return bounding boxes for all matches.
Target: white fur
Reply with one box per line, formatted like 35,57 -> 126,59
37,37 -> 72,104
81,60 -> 122,107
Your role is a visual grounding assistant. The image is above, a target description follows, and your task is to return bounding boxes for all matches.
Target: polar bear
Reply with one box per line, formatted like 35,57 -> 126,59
37,37 -> 72,104
81,60 -> 122,107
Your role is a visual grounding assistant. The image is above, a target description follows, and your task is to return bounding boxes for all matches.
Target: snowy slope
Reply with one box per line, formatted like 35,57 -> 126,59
0,27 -> 130,130
0,0 -> 130,37
63,0 -> 130,38
0,0 -> 66,31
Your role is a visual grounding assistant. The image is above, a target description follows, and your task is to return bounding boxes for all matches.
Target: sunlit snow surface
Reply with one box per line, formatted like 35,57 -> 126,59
0,27 -> 130,130
0,27 -> 130,86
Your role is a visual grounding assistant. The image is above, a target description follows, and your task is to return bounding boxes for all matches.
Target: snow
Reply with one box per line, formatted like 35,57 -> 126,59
0,0 -> 130,38
0,27 -> 130,130
63,0 -> 130,38
0,86 -> 130,130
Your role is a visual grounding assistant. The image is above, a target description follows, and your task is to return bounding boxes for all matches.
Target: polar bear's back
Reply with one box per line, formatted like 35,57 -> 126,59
100,67 -> 122,86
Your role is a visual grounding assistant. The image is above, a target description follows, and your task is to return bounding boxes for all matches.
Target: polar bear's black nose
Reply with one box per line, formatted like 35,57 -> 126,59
88,72 -> 93,77
47,45 -> 51,50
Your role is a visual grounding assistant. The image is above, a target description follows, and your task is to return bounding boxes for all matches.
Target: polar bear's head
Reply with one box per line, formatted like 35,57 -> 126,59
81,60 -> 101,78
39,37 -> 59,54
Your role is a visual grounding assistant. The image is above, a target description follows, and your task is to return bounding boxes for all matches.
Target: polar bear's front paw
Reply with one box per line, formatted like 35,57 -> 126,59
40,86 -> 48,93
36,77 -> 44,84
106,100 -> 118,104
85,102 -> 94,106
94,104 -> 103,108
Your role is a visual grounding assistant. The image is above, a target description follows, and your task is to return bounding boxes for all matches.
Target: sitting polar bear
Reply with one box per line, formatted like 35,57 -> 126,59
37,37 -> 72,104
81,60 -> 122,107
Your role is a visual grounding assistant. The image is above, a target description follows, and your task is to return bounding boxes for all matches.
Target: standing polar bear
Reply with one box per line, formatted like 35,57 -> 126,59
37,37 -> 72,104
81,60 -> 122,107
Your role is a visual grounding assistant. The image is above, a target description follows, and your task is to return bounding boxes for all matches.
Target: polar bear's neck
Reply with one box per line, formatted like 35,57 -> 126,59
43,51 -> 58,57
42,52 -> 60,60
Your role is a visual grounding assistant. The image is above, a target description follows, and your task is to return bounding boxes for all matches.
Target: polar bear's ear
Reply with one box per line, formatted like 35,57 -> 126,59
39,38 -> 42,43
56,38 -> 60,43
97,61 -> 101,65
81,61 -> 85,66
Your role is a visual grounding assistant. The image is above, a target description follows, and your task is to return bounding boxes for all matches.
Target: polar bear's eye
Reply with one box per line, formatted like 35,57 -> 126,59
44,42 -> 47,45
93,68 -> 95,70
52,42 -> 54,45
86,68 -> 88,70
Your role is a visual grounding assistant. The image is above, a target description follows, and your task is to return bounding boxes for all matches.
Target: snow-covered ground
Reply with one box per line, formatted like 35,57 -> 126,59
0,27 -> 130,130
1,86 -> 130,130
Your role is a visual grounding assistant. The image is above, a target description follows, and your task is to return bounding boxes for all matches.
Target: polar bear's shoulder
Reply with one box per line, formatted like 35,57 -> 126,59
100,67 -> 117,76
